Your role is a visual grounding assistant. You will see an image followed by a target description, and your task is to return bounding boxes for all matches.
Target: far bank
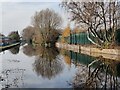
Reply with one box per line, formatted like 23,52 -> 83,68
56,42 -> 120,61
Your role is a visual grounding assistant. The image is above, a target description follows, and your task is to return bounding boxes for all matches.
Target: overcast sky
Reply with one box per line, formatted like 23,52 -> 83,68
0,1 -> 70,36
1,0 -> 120,36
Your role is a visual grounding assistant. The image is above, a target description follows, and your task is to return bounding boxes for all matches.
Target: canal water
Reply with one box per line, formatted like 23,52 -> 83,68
1,44 -> 120,88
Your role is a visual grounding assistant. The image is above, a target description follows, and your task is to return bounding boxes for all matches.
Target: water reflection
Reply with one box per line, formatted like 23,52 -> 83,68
59,49 -> 120,89
33,47 -> 63,79
23,44 -> 64,79
72,55 -> 120,89
1,68 -> 25,88
60,50 -> 96,67
22,44 -> 36,57
2,44 -> 120,88
60,49 -> 71,67
9,45 -> 20,54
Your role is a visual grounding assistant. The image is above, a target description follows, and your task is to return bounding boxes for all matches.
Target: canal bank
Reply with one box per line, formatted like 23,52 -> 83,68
56,42 -> 120,61
0,42 -> 20,52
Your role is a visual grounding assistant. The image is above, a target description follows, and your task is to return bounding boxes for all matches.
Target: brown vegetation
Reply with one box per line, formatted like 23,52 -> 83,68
61,1 -> 120,48
22,26 -> 35,43
22,8 -> 62,46
31,8 -> 62,46
61,25 -> 71,43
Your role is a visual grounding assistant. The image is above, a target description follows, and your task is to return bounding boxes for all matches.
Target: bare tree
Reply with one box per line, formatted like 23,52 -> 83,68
32,8 -> 62,46
72,57 -> 120,89
22,26 -> 35,43
61,1 -> 120,48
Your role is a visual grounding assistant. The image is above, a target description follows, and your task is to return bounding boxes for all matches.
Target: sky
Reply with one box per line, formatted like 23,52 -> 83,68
1,0 -> 119,36
0,1 -> 70,36
0,0 -> 61,2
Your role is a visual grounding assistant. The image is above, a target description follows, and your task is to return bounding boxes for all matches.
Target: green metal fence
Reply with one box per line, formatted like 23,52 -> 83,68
68,32 -> 91,45
60,30 -> 120,45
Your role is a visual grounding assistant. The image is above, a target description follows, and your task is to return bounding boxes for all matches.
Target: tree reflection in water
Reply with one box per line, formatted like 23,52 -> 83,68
22,44 -> 36,57
33,47 -> 64,79
73,56 -> 120,89
9,45 -> 20,54
23,44 -> 64,79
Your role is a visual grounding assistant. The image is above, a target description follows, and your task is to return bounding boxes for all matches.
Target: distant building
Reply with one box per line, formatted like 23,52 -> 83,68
0,36 -> 12,46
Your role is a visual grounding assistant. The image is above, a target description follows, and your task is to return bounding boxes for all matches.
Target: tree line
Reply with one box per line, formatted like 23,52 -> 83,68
22,8 -> 62,47
21,1 -> 120,48
61,1 -> 120,48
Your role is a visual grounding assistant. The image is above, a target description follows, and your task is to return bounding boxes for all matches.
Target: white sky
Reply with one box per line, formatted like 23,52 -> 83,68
0,0 -> 118,2
0,3 -> 2,35
1,0 -> 119,36
0,0 -> 62,2
0,1 -> 70,36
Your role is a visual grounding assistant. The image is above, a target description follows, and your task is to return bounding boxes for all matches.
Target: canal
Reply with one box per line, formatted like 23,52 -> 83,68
1,44 -> 120,89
